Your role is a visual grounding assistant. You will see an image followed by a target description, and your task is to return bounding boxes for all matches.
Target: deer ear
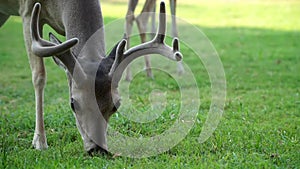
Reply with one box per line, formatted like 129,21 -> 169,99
49,32 -> 62,44
49,32 -> 79,74
49,33 -> 69,70
52,56 -> 67,70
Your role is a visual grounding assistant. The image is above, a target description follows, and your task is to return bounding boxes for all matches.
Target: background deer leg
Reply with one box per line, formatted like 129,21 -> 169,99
170,0 -> 184,75
136,0 -> 156,79
22,16 -> 48,150
136,16 -> 153,78
170,0 -> 178,38
125,0 -> 138,81
150,2 -> 156,39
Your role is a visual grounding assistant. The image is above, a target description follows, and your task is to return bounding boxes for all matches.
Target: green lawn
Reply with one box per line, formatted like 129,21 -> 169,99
0,0 -> 299,168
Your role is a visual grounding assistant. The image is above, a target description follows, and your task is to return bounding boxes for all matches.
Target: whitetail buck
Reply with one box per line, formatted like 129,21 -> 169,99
125,0 -> 184,81
0,1 -> 182,154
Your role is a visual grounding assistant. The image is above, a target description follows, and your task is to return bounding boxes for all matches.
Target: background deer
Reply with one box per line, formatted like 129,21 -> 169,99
0,1 -> 182,154
124,0 -> 184,81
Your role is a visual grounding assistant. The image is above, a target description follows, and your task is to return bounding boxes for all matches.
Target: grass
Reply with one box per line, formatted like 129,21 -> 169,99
0,0 -> 299,168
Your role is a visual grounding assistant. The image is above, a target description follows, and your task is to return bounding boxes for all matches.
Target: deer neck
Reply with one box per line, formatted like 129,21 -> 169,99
62,1 -> 106,61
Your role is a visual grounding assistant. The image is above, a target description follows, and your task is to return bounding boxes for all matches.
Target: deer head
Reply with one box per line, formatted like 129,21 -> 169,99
30,2 -> 182,154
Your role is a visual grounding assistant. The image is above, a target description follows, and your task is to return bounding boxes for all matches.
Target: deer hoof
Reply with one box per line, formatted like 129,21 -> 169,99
146,68 -> 154,79
32,133 -> 48,150
125,74 -> 132,81
177,63 -> 185,75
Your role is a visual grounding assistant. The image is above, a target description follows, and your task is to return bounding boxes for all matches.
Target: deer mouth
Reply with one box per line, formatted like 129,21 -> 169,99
114,98 -> 121,112
87,144 -> 109,156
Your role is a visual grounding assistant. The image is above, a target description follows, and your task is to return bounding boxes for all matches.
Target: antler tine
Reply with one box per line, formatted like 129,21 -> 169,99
109,1 -> 183,80
172,37 -> 183,61
108,39 -> 127,77
154,1 -> 166,43
30,3 -> 79,57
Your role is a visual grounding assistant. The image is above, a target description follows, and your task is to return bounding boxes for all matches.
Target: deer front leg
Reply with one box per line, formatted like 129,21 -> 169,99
22,16 -> 48,150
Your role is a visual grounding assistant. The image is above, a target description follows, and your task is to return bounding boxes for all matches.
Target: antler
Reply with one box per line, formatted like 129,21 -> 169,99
30,3 -> 79,57
109,1 -> 182,80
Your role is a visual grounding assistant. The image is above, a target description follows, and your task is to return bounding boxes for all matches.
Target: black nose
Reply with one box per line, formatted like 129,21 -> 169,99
113,99 -> 121,112
70,98 -> 77,113
87,145 -> 109,156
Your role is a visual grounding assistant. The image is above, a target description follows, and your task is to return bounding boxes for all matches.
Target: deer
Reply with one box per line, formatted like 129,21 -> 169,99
0,1 -> 182,155
124,0 -> 184,81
